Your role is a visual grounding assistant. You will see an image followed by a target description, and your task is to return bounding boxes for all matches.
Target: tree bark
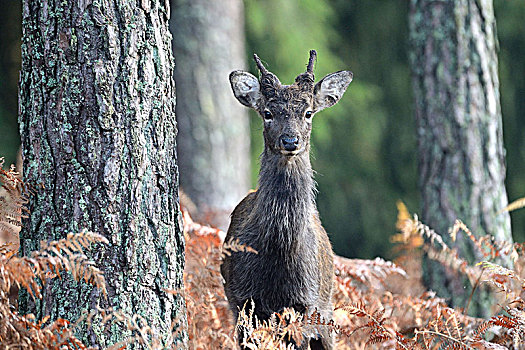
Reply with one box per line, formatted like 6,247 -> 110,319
171,0 -> 250,229
18,0 -> 187,347
409,0 -> 512,317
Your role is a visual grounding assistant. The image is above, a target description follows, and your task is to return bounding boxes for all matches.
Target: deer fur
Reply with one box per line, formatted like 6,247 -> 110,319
221,50 -> 352,349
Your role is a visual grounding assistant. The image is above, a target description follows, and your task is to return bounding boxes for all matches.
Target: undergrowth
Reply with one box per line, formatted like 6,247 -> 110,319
0,159 -> 108,349
182,199 -> 525,349
2,156 -> 525,349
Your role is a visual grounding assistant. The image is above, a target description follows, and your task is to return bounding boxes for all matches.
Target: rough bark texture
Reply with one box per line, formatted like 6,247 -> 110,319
171,0 -> 250,229
409,0 -> 512,317
18,0 -> 187,347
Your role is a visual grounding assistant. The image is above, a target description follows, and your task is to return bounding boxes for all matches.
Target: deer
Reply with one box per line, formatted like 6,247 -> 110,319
221,50 -> 352,350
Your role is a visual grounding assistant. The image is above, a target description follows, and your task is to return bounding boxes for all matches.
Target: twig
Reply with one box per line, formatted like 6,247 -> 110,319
415,329 -> 475,349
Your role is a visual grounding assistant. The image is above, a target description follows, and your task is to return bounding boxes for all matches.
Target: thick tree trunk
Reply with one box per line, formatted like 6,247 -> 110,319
171,0 -> 250,229
409,0 -> 512,317
18,0 -> 187,347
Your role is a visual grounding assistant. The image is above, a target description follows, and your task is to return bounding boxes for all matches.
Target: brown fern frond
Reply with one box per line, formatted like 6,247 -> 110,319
0,158 -> 25,244
82,305 -> 186,350
415,329 -> 472,350
0,230 -> 109,303
489,314 -> 518,329
336,301 -> 413,349
182,209 -> 226,242
365,332 -> 392,346
472,319 -> 493,340
221,237 -> 258,258
40,231 -> 109,255
339,302 -> 368,317
29,231 -> 109,297
450,220 -> 518,262
334,256 -> 406,290
501,196 -> 525,213
406,214 -> 449,251
443,308 -> 464,343
0,291 -> 92,350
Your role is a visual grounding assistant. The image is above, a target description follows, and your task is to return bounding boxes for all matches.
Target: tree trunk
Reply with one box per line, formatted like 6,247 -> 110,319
409,0 -> 512,317
171,0 -> 250,229
18,0 -> 187,347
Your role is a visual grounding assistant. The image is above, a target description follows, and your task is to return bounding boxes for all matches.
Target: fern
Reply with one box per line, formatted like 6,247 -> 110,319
501,196 -> 525,213
4,170 -> 525,349
0,158 -> 26,243
222,237 -> 258,257
0,231 -> 109,348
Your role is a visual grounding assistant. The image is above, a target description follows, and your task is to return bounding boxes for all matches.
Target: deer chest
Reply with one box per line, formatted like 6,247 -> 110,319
229,234 -> 322,316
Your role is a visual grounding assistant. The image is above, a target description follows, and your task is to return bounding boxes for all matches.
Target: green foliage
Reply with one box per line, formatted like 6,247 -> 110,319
245,0 -> 417,258
496,0 -> 525,242
0,0 -> 523,258
245,0 -> 525,258
0,1 -> 21,166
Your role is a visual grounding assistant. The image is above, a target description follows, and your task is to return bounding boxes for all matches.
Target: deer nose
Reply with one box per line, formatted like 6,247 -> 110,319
280,135 -> 299,151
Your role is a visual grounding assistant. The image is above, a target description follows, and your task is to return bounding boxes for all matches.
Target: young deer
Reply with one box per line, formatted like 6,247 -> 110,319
221,50 -> 352,349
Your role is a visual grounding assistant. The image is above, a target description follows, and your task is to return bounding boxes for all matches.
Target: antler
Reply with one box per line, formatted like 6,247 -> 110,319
253,53 -> 280,97
294,50 -> 316,91
254,53 -> 270,75
306,50 -> 317,74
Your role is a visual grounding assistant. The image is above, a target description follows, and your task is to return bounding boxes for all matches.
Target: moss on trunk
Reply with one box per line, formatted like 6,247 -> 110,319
409,0 -> 512,318
18,0 -> 187,347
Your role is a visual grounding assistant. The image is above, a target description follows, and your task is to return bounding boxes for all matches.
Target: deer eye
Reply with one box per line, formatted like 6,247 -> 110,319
263,111 -> 273,121
305,111 -> 313,119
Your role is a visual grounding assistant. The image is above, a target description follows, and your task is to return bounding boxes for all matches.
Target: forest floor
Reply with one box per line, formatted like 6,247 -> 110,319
1,160 -> 525,349
183,201 -> 525,349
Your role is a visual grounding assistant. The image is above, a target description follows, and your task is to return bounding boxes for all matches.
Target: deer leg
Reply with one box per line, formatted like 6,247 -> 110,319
308,328 -> 334,350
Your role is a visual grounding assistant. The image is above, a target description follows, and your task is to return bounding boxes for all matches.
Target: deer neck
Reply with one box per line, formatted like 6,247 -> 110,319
252,150 -> 316,253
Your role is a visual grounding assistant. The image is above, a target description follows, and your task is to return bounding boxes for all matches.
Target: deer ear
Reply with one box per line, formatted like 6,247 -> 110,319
230,70 -> 261,108
313,71 -> 353,112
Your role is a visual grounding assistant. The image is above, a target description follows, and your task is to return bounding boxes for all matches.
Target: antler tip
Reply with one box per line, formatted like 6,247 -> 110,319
307,50 -> 317,73
253,53 -> 268,74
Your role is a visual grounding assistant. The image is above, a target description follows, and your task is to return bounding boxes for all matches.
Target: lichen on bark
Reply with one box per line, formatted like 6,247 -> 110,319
409,0 -> 512,317
18,0 -> 187,347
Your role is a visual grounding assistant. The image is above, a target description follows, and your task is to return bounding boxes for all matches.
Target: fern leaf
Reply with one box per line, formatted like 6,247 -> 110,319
501,197 -> 525,213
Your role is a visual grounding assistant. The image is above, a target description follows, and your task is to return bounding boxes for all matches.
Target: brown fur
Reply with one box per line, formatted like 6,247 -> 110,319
222,51 -> 352,349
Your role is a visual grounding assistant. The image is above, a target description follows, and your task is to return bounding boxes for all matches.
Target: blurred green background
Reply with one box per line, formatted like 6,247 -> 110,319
1,0 -> 523,259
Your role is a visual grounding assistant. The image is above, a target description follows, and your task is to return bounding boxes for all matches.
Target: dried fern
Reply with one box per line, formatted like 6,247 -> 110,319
335,256 -> 406,290
0,163 -> 109,349
235,302 -> 341,350
181,201 -> 525,349
0,158 -> 27,244
182,209 -> 237,349
222,237 -> 258,258
501,197 -> 525,213
0,230 -> 109,349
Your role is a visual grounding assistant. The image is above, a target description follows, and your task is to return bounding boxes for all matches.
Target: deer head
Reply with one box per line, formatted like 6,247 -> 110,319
230,50 -> 353,158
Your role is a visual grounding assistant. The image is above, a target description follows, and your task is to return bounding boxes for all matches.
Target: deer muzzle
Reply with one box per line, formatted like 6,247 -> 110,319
279,135 -> 301,154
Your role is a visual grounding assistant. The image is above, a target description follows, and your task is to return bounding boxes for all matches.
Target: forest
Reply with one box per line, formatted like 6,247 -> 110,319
0,0 -> 525,349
